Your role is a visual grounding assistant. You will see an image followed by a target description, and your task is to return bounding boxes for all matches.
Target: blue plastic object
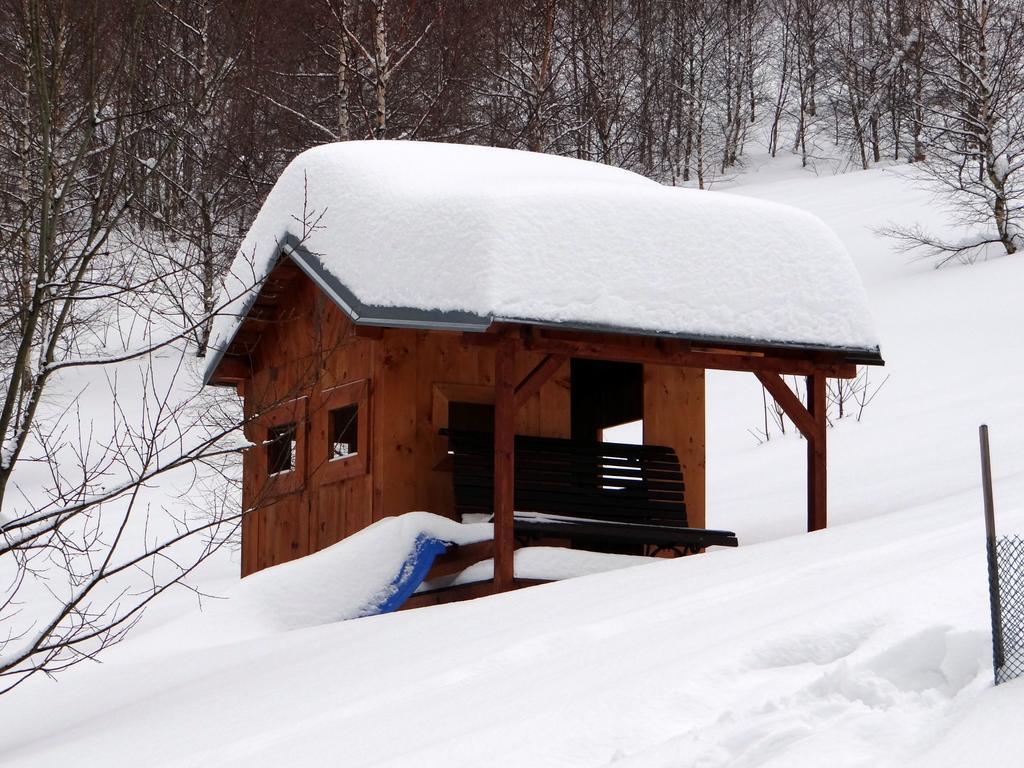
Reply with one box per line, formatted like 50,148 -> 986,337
369,533 -> 451,615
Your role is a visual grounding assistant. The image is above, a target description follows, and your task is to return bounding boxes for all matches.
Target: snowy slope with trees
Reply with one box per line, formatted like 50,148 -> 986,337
5,0 -> 1023,693
3,159 -> 1023,767
4,0 -> 1024,763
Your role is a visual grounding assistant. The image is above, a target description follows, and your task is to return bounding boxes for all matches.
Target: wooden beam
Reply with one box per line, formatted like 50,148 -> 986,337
755,372 -> 816,438
426,540 -> 495,580
514,354 -> 566,411
400,576 -> 546,611
271,261 -> 303,280
525,332 -> 857,378
645,365 -> 705,530
241,317 -> 273,331
807,372 -> 828,532
493,336 -> 516,591
400,579 -> 497,610
211,356 -> 251,384
248,302 -> 279,319
352,325 -> 384,340
232,329 -> 263,350
211,261 -> 310,387
460,331 -> 500,347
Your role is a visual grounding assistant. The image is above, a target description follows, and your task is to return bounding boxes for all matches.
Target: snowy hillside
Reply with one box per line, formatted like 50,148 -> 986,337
4,159 -> 1024,767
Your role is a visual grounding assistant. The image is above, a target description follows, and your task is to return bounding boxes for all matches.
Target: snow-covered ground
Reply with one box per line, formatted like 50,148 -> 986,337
4,153 -> 1024,766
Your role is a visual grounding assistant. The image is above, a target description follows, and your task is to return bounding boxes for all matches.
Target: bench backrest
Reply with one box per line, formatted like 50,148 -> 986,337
446,430 -> 687,526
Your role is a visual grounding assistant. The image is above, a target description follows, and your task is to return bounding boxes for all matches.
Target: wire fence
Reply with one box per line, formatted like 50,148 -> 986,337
994,535 -> 1024,685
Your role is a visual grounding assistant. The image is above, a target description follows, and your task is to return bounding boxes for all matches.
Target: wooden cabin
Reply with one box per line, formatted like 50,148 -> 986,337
204,141 -> 883,600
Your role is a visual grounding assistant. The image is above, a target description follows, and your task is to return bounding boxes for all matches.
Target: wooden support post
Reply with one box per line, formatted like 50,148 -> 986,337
493,337 -> 516,591
756,371 -> 828,532
806,371 -> 827,532
645,365 -> 706,530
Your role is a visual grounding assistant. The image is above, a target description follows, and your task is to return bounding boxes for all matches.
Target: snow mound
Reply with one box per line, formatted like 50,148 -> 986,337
208,140 -> 878,379
127,511 -> 664,657
156,512 -> 492,650
231,511 -> 490,626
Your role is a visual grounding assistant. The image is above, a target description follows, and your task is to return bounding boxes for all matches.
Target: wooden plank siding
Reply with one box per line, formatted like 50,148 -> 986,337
210,250 -> 877,584
240,276 -> 375,575
239,272 -> 588,576
369,327 -> 572,525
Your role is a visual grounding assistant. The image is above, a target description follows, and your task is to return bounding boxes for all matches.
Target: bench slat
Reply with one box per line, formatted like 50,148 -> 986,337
514,518 -> 739,550
445,429 -> 737,551
457,479 -> 685,497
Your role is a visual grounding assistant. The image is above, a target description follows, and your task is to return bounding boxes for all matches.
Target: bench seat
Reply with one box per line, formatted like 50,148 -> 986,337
445,430 -> 738,555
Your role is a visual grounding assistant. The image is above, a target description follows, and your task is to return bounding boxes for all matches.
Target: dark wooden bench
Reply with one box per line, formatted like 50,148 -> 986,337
444,430 -> 738,554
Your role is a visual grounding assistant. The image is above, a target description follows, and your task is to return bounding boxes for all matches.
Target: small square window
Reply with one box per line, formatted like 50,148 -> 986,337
317,380 -> 368,484
329,404 -> 359,461
267,423 -> 296,475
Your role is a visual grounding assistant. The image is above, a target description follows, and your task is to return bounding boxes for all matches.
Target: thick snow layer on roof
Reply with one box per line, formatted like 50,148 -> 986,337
208,141 -> 879,372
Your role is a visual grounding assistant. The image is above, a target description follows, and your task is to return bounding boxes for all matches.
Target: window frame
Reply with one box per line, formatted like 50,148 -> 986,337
328,403 -> 360,462
256,396 -> 308,495
315,379 -> 370,485
267,422 -> 298,475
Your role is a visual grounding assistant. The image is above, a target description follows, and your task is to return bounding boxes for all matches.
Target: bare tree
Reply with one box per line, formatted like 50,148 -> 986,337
135,0 -> 270,357
889,0 -> 1024,261
0,178 -> 346,691
830,0 -> 878,169
0,0 -> 267,693
663,1 -> 729,188
790,0 -> 827,166
719,0 -> 764,173
768,0 -> 796,157
568,0 -> 638,166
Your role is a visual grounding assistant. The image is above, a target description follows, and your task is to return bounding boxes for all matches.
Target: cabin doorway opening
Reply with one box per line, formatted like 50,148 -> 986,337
570,358 -> 643,443
448,400 -> 495,434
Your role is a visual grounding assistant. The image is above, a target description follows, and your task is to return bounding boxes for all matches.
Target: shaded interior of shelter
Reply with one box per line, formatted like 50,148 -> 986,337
446,360 -> 643,444
447,359 -> 651,557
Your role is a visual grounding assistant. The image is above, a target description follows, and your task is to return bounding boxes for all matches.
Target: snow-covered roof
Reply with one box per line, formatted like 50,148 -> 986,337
206,141 -> 879,381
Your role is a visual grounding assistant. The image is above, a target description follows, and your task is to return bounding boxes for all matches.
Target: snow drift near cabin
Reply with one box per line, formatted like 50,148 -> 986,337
151,513 -> 491,648
136,512 -> 659,651
206,141 -> 879,380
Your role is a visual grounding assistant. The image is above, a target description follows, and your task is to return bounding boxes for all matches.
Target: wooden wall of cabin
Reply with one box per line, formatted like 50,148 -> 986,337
240,277 -> 376,576
239,280 -> 574,576
239,272 -> 705,576
643,365 -> 706,529
371,329 -> 572,524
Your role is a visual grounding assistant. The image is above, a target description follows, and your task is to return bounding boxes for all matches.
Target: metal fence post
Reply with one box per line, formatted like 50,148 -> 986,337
980,424 -> 1005,682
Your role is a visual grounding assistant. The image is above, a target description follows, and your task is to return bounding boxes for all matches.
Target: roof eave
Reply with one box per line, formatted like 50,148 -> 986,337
493,315 -> 884,367
203,234 -> 883,387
